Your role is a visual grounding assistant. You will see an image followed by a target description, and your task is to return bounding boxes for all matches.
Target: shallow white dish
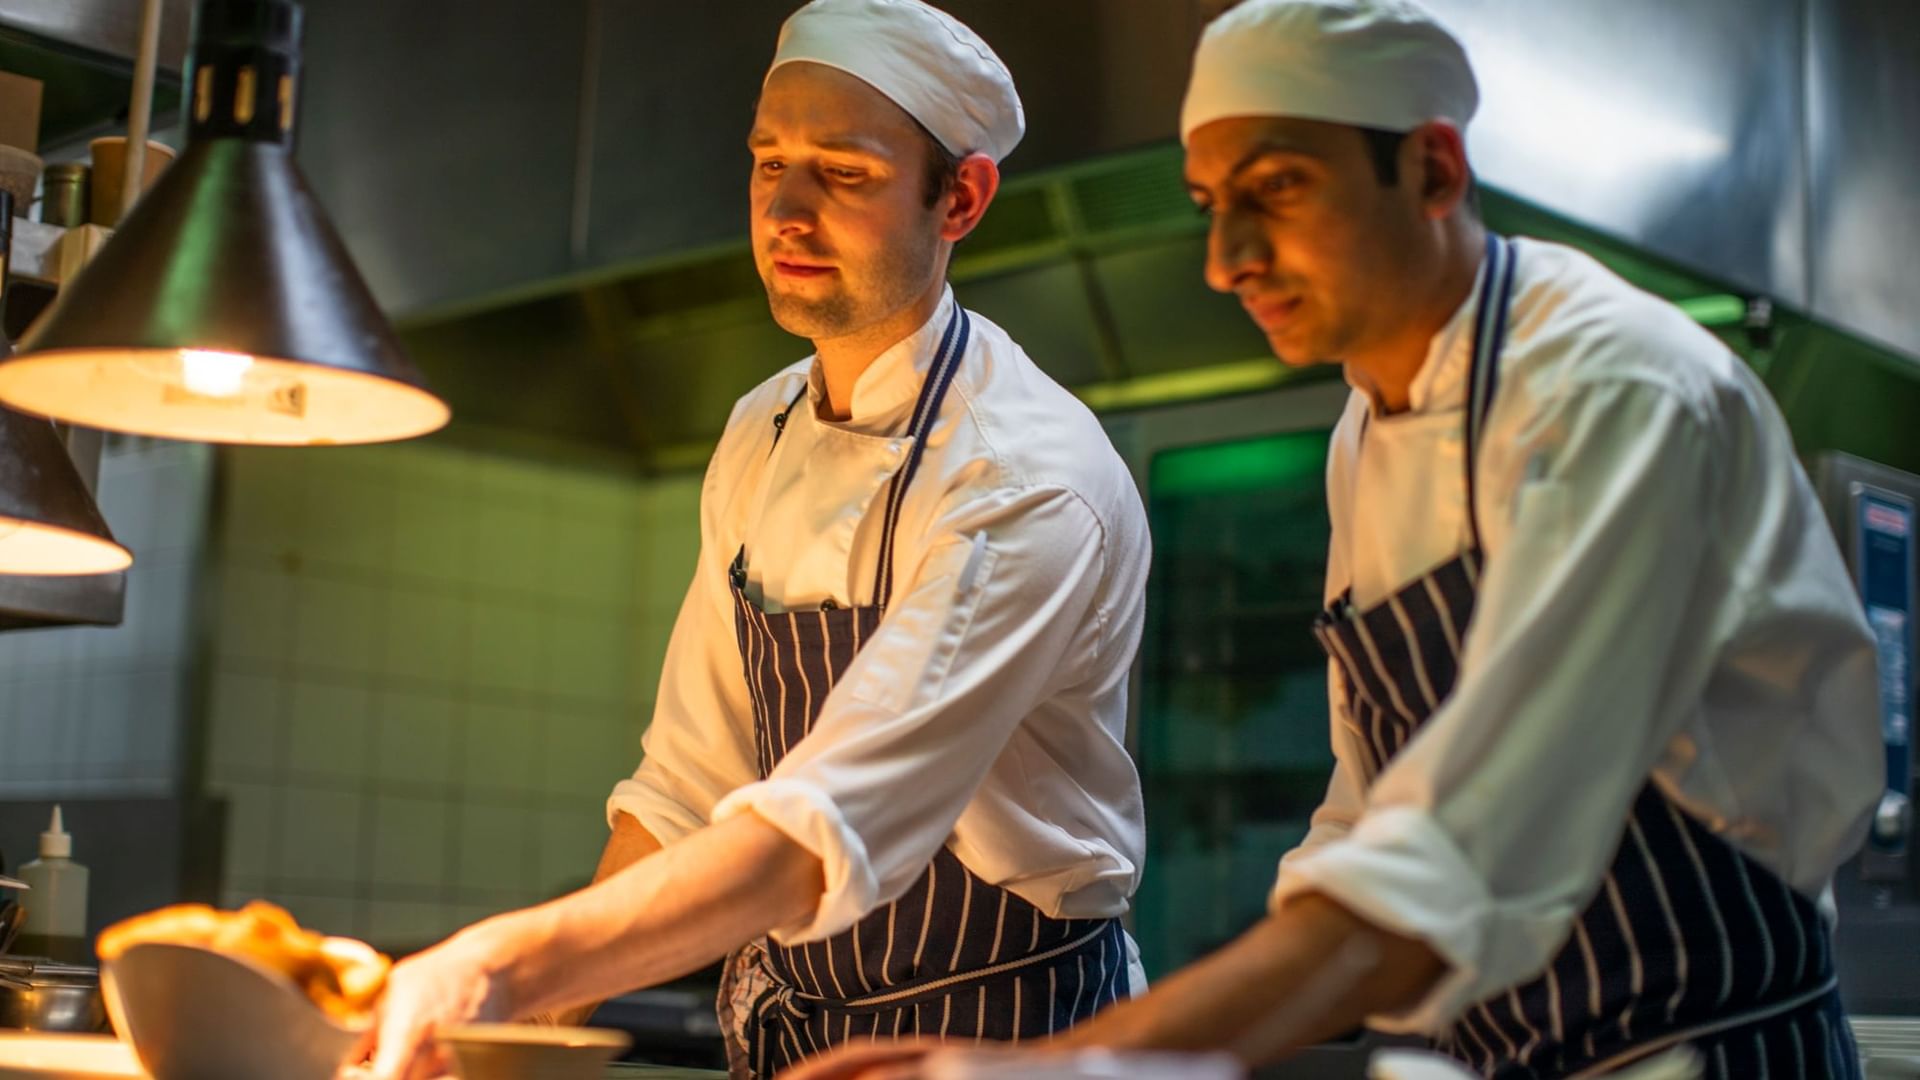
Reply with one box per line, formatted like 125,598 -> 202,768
439,1023 -> 631,1080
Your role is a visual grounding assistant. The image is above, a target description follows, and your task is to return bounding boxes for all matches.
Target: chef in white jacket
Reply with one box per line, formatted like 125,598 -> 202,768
791,2 -> 1883,1079
362,2 -> 1148,1078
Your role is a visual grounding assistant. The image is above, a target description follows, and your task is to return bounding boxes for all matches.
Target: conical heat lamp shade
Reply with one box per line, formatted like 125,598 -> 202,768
0,0 -> 449,446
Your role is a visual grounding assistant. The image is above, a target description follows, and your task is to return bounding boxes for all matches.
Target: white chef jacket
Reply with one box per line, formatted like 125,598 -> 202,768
1269,237 -> 1883,1033
608,288 -> 1150,947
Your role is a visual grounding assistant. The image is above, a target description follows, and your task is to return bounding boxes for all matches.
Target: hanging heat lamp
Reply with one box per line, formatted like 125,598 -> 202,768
0,410 -> 133,576
0,0 -> 450,446
0,194 -> 131,577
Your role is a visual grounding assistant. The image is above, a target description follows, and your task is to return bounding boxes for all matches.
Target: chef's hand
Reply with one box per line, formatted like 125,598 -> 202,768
363,922 -> 518,1080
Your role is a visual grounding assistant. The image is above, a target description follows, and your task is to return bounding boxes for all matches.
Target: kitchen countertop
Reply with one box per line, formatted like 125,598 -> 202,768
605,1065 -> 726,1079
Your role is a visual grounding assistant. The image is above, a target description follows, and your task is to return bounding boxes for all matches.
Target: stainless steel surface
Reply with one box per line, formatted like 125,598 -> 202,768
403,137 -> 1815,469
286,0 -> 1204,316
1807,0 -> 1920,361
581,1 -> 1202,274
15,0 -> 1917,375
292,0 -> 589,316
0,957 -> 107,1034
1424,0 -> 1811,308
0,0 -> 189,72
321,0 -> 1913,470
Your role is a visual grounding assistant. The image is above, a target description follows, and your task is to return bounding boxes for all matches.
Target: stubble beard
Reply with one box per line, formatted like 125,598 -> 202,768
763,219 -> 941,342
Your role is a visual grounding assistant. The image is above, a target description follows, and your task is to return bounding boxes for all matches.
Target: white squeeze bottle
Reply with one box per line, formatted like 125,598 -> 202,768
17,806 -> 90,962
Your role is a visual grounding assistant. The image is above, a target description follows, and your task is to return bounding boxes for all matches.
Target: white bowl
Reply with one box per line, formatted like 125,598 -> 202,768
101,943 -> 361,1080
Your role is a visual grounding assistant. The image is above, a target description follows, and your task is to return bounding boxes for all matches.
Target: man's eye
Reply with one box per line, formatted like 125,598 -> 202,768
1261,171 -> 1304,195
756,160 -> 785,176
1193,201 -> 1216,218
825,167 -> 867,181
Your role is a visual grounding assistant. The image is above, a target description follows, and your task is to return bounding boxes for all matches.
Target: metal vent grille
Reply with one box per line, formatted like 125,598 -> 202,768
1069,145 -> 1195,237
956,185 -> 1060,258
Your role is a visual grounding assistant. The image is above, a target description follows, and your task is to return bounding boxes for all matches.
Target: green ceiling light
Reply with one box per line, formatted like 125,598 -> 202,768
1676,293 -> 1747,329
1150,429 -> 1329,500
1076,359 -> 1290,413
0,0 -> 449,446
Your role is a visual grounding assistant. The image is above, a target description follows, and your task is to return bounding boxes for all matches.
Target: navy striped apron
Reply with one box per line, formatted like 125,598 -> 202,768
721,305 -> 1127,1078
1310,236 -> 1861,1079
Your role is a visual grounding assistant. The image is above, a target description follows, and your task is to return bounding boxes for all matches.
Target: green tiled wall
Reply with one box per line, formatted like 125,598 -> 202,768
204,438 -> 702,952
0,439 -> 213,798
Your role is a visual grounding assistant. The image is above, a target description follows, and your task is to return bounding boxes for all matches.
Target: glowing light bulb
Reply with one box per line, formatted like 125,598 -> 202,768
178,349 -> 255,399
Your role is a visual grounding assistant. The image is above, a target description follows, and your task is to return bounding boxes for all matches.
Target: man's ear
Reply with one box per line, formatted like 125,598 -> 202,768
943,153 -> 1000,243
1405,120 -> 1471,220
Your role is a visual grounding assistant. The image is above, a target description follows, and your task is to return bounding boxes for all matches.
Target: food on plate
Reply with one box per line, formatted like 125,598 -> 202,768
97,901 -> 390,1023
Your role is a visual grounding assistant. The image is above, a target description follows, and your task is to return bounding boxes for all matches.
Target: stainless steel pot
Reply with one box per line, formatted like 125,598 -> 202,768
0,956 -> 109,1033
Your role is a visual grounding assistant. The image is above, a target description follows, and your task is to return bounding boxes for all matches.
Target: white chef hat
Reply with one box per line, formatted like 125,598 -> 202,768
1180,0 -> 1478,144
768,0 -> 1025,163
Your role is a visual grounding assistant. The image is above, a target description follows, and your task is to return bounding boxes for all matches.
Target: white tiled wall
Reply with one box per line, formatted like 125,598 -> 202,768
0,438 -> 214,797
203,437 -> 702,951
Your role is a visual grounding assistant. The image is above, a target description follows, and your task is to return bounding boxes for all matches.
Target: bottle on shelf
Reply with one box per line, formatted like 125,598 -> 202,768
14,806 -> 92,963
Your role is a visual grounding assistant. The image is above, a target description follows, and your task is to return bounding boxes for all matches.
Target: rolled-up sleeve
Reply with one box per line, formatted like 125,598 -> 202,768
712,485 -> 1108,943
607,430 -> 761,846
1271,378 -> 1718,1033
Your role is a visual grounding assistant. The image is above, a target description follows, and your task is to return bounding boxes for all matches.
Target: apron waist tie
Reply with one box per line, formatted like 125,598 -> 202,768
764,918 -> 1117,1022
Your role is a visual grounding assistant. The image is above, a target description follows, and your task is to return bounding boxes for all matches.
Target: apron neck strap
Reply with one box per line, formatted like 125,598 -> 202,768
873,303 -> 969,611
1463,233 -> 1519,554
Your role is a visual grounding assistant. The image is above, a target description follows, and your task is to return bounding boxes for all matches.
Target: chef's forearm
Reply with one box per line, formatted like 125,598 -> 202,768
1052,891 -> 1444,1063
469,811 -> 823,1021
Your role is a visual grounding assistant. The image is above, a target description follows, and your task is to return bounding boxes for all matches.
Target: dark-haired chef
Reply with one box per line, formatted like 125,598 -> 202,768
360,2 -> 1148,1078
792,1 -> 1883,1078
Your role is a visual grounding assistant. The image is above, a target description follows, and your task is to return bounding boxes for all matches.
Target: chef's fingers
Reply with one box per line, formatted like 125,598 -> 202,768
345,1026 -> 376,1067
411,1041 -> 454,1080
366,1000 -> 431,1080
